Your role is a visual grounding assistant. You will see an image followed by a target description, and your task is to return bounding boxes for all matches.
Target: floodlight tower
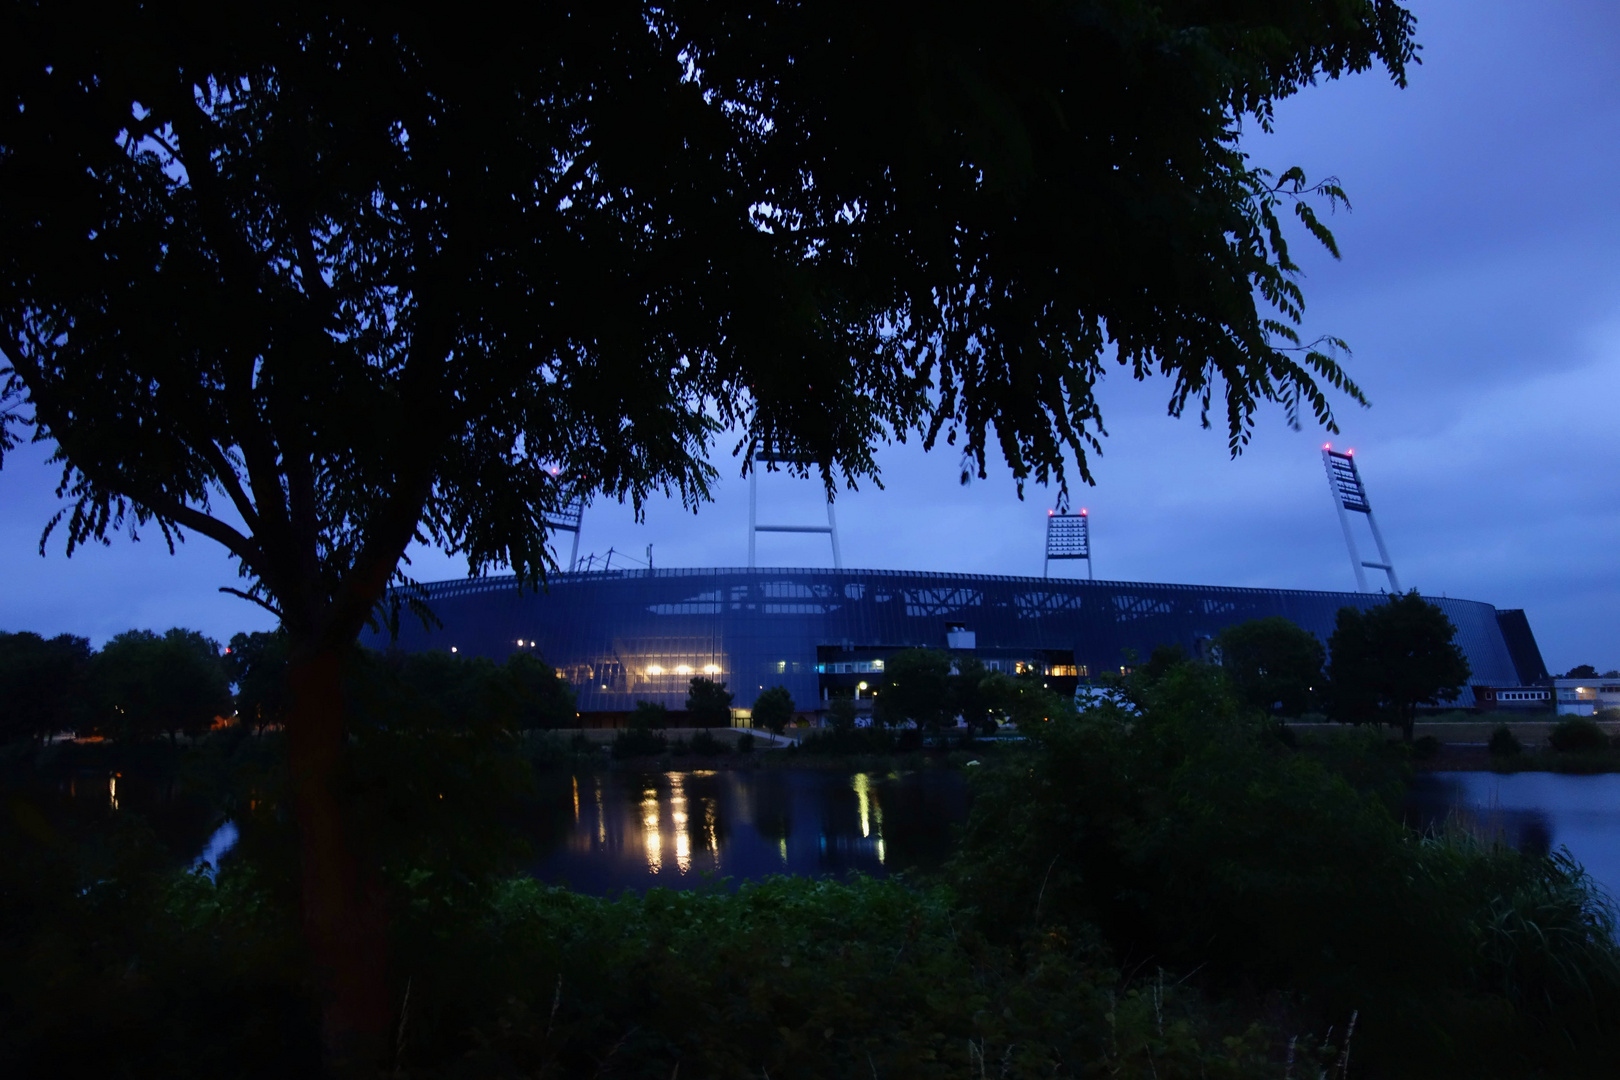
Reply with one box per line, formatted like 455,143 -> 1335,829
1044,508 -> 1093,580
1321,445 -> 1400,593
748,452 -> 842,569
543,490 -> 587,572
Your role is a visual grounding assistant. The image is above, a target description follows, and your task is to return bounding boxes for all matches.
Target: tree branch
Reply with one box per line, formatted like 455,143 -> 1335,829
219,585 -> 284,619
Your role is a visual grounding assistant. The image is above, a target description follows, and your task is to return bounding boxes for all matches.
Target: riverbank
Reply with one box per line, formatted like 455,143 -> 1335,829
525,727 -> 1001,773
1288,720 -> 1620,773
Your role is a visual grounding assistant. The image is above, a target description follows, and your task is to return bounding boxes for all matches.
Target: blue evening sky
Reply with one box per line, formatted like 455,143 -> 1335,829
2,0 -> 1616,672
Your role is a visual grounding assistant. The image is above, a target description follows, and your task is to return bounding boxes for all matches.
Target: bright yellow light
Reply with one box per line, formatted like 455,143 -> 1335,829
703,664 -> 721,675
858,681 -> 868,691
647,664 -> 664,676
675,665 -> 693,675
671,774 -> 690,874
642,786 -> 662,874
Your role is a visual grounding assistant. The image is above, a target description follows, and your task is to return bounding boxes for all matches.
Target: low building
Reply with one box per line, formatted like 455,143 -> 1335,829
1554,678 -> 1620,717
1471,685 -> 1553,712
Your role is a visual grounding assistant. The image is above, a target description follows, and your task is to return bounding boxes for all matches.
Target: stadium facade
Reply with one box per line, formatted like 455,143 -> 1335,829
368,567 -> 1549,723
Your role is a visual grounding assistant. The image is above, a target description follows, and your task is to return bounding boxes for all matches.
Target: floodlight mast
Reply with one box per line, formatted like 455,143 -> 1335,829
1322,447 -> 1400,593
543,489 -> 587,572
1044,509 -> 1093,580
748,452 -> 842,569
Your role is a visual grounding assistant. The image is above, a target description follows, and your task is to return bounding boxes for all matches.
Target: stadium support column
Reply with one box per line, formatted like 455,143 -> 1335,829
1322,447 -> 1400,593
826,498 -> 843,570
749,452 -> 843,569
1044,509 -> 1092,580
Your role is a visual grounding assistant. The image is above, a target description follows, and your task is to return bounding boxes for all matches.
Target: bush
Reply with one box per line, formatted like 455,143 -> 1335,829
1549,717 -> 1610,753
397,875 -> 1283,1078
1412,733 -> 1441,759
609,726 -> 667,759
799,725 -> 895,755
950,659 -> 1620,1075
688,728 -> 727,756
1489,724 -> 1523,757
734,731 -> 755,753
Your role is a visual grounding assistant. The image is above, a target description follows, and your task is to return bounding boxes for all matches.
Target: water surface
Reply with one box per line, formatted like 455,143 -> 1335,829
527,768 -> 969,893
1406,771 -> 1620,900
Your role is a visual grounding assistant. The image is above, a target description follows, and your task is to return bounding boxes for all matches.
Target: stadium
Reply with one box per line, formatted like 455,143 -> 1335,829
369,451 -> 1549,724
368,566 -> 1546,725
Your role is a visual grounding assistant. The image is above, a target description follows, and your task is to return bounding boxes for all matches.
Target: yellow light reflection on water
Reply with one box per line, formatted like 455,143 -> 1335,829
671,773 -> 691,874
108,774 -> 118,811
852,773 -> 872,837
702,797 -> 719,863
779,836 -> 788,865
572,775 -> 580,823
642,785 -> 662,873
595,777 -> 606,844
852,772 -> 885,864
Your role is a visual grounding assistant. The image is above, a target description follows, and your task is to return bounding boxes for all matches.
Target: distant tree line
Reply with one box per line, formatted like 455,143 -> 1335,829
0,629 -> 577,746
858,591 -> 1473,743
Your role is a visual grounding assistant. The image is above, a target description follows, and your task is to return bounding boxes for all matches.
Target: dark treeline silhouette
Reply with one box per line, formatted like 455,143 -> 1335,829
0,630 -> 577,746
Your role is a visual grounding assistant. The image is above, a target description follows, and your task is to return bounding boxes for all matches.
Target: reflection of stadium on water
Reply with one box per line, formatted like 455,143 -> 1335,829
368,566 -> 1548,724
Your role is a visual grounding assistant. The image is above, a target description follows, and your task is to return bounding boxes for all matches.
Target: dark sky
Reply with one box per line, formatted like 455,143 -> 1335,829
2,0 -> 1616,673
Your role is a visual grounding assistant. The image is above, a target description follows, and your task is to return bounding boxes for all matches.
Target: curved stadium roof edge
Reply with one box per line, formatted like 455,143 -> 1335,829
411,566 -> 1491,602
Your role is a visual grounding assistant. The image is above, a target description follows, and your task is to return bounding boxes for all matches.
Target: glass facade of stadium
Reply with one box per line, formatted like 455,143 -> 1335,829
366,568 -> 1549,722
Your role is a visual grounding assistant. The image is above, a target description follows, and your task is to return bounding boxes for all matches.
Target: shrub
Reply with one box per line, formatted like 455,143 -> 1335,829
734,731 -> 755,753
609,726 -> 666,759
951,659 -> 1620,1075
1549,717 -> 1609,753
1412,733 -> 1441,759
1488,724 -> 1523,757
799,726 -> 896,755
688,728 -> 727,756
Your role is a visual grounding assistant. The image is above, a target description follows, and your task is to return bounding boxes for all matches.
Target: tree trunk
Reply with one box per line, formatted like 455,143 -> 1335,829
286,646 -> 391,1076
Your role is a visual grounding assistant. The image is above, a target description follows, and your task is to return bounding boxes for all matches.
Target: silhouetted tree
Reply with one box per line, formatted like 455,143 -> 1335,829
225,629 -> 289,733
751,686 -> 795,736
1217,617 -> 1325,718
1327,593 -> 1471,742
506,652 -> 577,730
825,694 -> 859,735
875,648 -> 954,732
88,628 -> 231,742
0,1 -> 1417,1059
685,676 -> 734,728
0,631 -> 90,744
631,701 -> 669,731
1565,665 -> 1599,680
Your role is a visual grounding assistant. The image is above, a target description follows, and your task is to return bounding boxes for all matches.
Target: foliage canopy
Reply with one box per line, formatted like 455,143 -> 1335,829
685,675 -> 734,727
1217,615 -> 1326,717
0,0 -> 1420,1062
1327,592 -> 1470,740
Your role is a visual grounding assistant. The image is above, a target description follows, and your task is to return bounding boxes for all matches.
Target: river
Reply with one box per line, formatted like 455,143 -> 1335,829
525,768 -> 970,892
1406,771 -> 1620,901
159,766 -> 1620,903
